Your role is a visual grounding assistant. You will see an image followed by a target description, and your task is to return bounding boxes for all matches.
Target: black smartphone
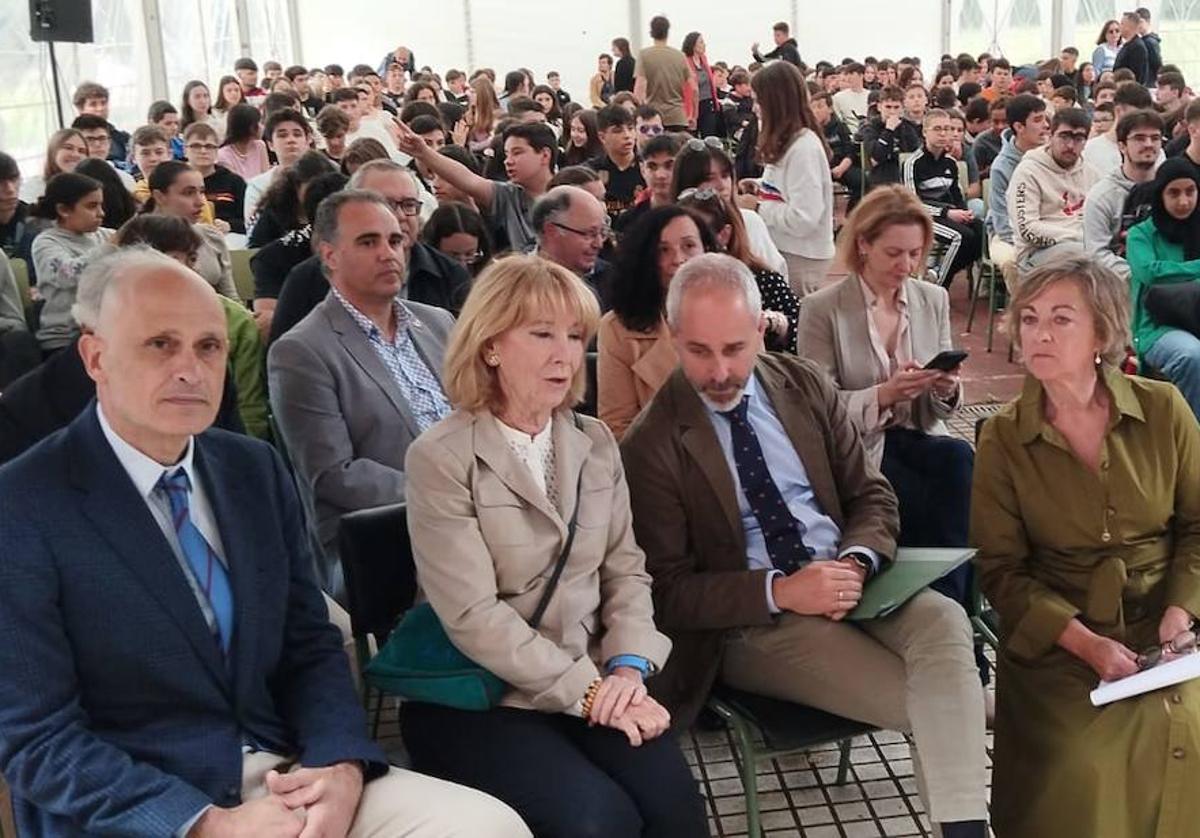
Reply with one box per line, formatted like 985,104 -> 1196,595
923,349 -> 969,372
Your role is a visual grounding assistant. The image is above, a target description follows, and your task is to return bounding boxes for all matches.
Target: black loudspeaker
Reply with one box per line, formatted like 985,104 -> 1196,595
29,0 -> 94,43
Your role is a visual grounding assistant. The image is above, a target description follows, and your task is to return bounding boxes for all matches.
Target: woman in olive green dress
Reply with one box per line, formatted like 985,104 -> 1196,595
971,255 -> 1200,838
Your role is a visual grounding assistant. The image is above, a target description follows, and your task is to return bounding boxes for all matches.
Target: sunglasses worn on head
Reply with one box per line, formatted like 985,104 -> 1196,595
685,136 -> 726,152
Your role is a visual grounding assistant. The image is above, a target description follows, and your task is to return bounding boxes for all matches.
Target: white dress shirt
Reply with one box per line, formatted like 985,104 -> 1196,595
97,404 -> 229,637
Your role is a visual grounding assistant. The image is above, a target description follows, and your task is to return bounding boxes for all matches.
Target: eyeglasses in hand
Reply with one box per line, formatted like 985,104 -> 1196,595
1137,629 -> 1198,671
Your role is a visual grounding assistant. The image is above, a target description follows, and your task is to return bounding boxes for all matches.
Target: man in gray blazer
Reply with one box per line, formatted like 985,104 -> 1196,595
268,189 -> 455,601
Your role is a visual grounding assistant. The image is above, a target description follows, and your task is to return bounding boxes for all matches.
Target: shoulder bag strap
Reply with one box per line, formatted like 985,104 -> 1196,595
528,413 -> 586,631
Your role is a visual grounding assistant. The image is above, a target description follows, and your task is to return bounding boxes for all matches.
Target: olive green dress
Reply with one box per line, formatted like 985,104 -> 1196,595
971,369 -> 1200,838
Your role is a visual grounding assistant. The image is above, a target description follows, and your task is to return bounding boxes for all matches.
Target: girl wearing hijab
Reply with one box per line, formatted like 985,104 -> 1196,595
1127,158 -> 1200,418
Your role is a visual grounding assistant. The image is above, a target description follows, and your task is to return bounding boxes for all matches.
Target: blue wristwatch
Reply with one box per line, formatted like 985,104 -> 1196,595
605,654 -> 653,679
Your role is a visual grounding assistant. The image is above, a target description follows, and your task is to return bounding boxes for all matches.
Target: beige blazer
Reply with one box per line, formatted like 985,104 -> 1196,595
404,408 -> 671,714
597,313 -> 678,441
796,275 -> 959,465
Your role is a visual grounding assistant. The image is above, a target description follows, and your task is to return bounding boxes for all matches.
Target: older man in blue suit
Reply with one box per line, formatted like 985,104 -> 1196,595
0,248 -> 528,837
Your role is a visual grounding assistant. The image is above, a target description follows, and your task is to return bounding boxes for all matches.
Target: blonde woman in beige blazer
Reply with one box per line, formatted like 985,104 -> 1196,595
401,255 -> 707,838
598,206 -> 715,440
797,187 -> 979,625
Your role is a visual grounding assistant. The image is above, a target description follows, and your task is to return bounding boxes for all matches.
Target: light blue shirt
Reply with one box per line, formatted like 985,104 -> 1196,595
703,373 -> 880,611
332,288 -> 451,432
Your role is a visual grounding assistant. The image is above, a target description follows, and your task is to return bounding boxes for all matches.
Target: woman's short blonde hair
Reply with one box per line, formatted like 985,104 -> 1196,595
835,185 -> 934,276
443,254 -> 601,413
1007,254 -> 1132,366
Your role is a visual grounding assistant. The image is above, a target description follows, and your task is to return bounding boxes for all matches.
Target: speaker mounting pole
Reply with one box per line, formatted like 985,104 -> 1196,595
48,40 -> 65,129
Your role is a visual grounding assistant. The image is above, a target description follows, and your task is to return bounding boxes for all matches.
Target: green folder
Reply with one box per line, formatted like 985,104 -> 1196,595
847,547 -> 976,621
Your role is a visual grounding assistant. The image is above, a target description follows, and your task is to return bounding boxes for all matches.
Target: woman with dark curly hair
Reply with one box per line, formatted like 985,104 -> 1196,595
246,151 -> 336,248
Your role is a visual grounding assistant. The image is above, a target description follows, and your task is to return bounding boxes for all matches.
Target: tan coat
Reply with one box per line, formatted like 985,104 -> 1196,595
620,354 -> 899,729
797,275 -> 958,466
597,313 -> 677,441
972,370 -> 1200,838
404,408 -> 671,714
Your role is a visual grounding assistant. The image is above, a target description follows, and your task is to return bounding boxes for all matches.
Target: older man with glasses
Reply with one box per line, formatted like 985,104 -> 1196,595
531,185 -> 614,312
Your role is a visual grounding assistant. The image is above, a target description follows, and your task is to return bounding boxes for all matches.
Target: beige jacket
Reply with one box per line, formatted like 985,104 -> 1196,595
404,408 -> 671,714
597,313 -> 678,440
797,275 -> 959,466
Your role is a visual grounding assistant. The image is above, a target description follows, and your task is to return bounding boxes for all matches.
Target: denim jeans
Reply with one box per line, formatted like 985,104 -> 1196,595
1145,328 -> 1200,420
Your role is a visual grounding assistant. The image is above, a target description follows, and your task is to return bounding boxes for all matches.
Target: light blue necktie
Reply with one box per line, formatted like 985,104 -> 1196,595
157,469 -> 234,655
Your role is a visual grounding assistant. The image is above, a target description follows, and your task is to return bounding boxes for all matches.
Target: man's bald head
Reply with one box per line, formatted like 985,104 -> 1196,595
531,185 -> 609,275
76,247 -> 229,464
74,247 -> 223,334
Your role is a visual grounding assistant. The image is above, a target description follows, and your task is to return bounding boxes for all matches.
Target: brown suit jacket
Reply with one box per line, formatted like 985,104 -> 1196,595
406,408 -> 671,714
620,353 -> 899,729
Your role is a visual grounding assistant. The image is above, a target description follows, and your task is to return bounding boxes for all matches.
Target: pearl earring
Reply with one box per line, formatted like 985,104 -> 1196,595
487,354 -> 500,367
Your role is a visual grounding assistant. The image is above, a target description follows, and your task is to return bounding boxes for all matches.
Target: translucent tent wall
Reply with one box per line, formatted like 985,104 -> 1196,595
3,0 -> 1199,175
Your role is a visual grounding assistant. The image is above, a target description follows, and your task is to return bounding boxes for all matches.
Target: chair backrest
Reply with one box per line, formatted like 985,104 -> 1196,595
230,249 -> 257,303
337,503 -> 417,647
956,159 -> 969,196
579,351 -> 598,417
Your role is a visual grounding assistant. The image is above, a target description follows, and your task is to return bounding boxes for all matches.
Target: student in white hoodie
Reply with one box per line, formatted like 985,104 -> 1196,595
1083,109 -> 1163,280
739,60 -> 834,297
1007,107 -> 1097,274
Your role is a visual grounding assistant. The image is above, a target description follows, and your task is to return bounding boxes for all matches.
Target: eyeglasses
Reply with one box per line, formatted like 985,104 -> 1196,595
638,124 -> 664,136
685,136 -> 726,153
1053,131 -> 1089,144
1126,132 -> 1163,145
1137,629 -> 1198,671
550,220 -> 611,241
445,249 -> 484,265
386,198 -> 423,217
186,143 -> 219,152
81,134 -> 110,146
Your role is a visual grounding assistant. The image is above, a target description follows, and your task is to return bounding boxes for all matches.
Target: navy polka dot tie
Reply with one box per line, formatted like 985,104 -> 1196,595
720,396 -> 814,574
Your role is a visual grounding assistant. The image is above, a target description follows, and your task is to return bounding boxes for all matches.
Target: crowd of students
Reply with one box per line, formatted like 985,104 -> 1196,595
1,8 -> 1199,838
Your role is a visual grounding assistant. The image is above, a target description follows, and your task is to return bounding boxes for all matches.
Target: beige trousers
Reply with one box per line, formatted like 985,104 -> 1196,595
782,252 -> 834,298
241,750 -> 531,838
720,589 -> 988,826
988,235 -> 1018,294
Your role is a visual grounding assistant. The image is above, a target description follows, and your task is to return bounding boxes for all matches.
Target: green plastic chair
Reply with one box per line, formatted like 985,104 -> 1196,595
706,687 -> 876,838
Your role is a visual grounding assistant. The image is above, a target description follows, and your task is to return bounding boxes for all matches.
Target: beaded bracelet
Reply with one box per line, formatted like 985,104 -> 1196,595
580,677 -> 604,720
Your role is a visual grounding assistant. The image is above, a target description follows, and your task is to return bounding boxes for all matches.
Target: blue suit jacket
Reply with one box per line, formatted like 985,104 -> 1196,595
0,404 -> 387,837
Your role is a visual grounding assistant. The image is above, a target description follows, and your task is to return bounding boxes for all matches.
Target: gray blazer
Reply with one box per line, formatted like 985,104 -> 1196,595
796,275 -> 959,466
267,292 -> 454,598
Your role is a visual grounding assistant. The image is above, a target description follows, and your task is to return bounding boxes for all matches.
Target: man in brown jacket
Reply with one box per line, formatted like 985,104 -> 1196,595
621,254 -> 989,838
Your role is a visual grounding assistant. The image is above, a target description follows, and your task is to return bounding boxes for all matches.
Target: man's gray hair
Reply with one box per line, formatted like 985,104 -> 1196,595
665,253 -> 762,331
72,246 -> 188,330
347,158 -> 415,190
311,188 -> 393,246
530,186 -> 577,242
